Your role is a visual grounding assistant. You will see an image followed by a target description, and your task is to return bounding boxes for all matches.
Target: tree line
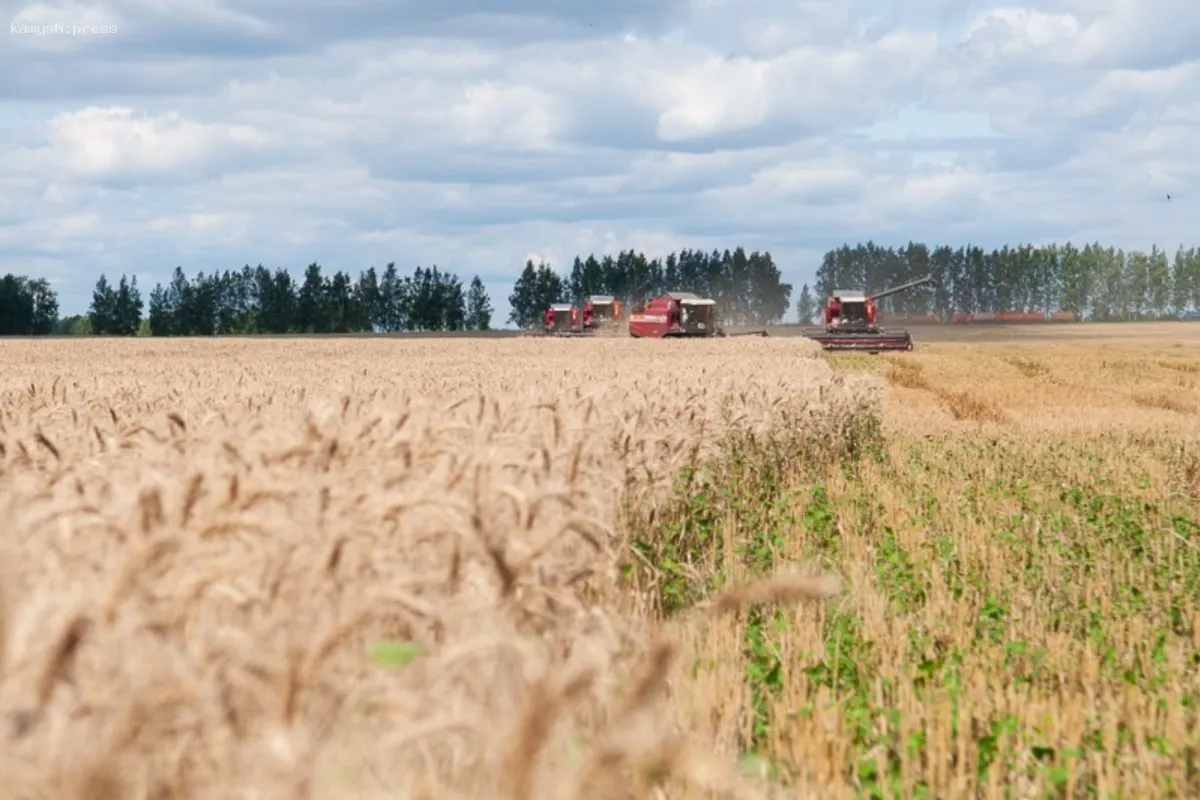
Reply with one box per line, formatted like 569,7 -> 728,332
4,241 -> 1200,336
800,241 -> 1200,322
54,263 -> 495,336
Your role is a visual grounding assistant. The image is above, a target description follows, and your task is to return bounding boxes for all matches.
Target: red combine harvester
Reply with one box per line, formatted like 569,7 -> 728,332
540,303 -> 594,337
628,291 -> 767,339
582,294 -> 623,331
803,275 -> 937,353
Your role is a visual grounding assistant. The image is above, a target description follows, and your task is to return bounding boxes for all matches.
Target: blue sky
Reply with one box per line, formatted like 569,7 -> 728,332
3,0 -> 1197,326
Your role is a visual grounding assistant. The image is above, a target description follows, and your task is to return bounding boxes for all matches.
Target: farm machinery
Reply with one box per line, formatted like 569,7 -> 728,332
539,303 -> 595,337
802,275 -> 937,353
533,295 -> 628,337
582,295 -> 624,332
628,291 -> 768,339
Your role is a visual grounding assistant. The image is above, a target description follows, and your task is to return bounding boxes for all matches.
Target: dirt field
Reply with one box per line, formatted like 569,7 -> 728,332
0,327 -> 1196,798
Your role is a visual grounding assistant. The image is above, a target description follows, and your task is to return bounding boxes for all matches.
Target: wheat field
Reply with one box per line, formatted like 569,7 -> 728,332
0,330 -> 1196,799
0,336 -> 874,800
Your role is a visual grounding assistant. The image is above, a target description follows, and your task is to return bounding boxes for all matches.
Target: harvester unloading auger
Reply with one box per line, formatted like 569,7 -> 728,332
802,275 -> 937,353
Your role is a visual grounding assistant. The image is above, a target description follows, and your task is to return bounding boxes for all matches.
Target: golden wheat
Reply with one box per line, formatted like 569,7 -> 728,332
0,336 -> 873,800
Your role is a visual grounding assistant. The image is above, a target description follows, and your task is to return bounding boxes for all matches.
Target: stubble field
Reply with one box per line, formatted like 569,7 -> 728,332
0,325 -> 1196,799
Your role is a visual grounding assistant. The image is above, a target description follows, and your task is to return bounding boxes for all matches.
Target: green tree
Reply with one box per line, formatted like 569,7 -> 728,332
295,262 -> 327,333
254,266 -> 296,334
377,262 -> 405,332
111,274 -> 143,335
0,274 -> 57,335
53,315 -> 86,335
165,267 -> 191,334
508,260 -> 545,329
743,249 -> 791,324
355,267 -> 381,332
466,275 -> 493,330
796,284 -> 816,324
507,259 -> 569,328
323,270 -> 354,333
147,284 -> 171,335
88,275 -> 118,334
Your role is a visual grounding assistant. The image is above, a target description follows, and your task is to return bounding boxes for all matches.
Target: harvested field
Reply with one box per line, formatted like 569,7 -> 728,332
1,332 -> 1197,799
781,339 -> 1198,798
0,337 -> 876,799
766,320 -> 1200,345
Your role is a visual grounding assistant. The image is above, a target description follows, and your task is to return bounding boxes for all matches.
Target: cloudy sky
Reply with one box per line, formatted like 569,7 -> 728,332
4,0 -> 1198,325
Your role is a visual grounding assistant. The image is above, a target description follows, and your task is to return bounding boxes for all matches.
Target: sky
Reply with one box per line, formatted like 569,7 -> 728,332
3,0 -> 1198,326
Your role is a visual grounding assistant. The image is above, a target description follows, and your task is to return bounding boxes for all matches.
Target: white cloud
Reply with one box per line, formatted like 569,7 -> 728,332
748,162 -> 865,200
448,83 -> 560,149
0,0 -> 1198,324
962,8 -> 1082,57
11,107 -> 271,182
652,55 -> 773,140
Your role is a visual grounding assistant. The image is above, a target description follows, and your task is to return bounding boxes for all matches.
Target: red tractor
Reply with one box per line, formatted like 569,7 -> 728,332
628,291 -> 767,338
803,275 -> 937,352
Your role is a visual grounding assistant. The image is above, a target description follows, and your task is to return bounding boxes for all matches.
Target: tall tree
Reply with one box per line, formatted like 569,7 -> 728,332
0,275 -> 57,335
355,267 -> 381,332
111,274 -> 143,335
796,284 -> 816,324
377,262 -> 405,332
27,277 -> 58,334
88,275 -> 118,334
295,262 -> 327,333
147,284 -> 171,336
466,275 -> 493,330
508,259 -> 554,329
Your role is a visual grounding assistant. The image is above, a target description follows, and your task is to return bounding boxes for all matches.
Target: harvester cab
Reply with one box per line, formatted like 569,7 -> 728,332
674,293 -> 718,335
805,275 -> 937,353
827,290 -> 871,328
